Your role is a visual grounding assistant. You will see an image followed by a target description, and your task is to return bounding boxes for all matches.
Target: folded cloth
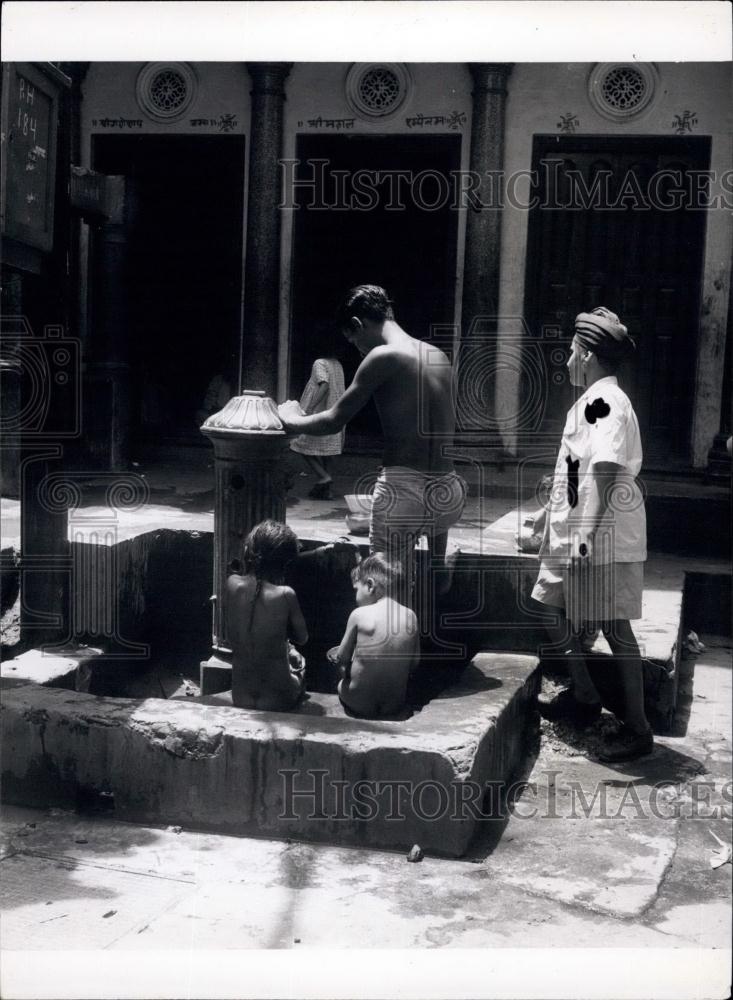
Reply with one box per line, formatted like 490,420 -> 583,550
574,307 -> 635,363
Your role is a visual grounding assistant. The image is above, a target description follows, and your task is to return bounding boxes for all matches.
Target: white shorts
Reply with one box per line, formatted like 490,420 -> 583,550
369,466 -> 467,559
532,558 -> 644,625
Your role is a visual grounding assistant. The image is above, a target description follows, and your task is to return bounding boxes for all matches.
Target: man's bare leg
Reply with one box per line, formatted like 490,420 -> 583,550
301,454 -> 331,484
602,619 -> 650,734
544,617 -> 602,704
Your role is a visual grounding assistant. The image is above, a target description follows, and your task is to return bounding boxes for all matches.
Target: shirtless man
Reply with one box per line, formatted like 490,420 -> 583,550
329,554 -> 418,718
279,285 -> 466,594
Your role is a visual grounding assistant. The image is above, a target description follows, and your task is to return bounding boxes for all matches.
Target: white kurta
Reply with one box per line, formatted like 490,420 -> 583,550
532,376 -> 647,622
543,375 -> 647,565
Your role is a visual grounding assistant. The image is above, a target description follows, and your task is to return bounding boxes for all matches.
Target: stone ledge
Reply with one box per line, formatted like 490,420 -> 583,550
0,645 -> 103,691
1,652 -> 540,857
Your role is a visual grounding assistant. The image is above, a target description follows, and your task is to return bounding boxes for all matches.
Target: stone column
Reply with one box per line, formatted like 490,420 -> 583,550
2,279 -> 71,649
458,64 -> 512,442
241,63 -> 292,398
0,273 -> 23,498
462,64 -> 512,329
199,391 -> 292,693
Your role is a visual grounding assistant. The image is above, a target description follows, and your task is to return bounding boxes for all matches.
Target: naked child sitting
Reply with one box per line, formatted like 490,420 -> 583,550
329,554 -> 419,719
225,520 -> 308,712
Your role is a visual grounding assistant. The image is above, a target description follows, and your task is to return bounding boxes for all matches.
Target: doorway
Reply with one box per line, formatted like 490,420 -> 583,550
92,135 -> 245,447
524,135 -> 710,465
289,134 -> 461,445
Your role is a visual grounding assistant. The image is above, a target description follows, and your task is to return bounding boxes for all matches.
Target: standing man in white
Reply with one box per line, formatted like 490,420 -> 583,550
533,307 -> 653,763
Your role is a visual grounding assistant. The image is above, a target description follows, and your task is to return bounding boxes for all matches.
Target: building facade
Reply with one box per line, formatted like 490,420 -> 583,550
25,61 -> 733,470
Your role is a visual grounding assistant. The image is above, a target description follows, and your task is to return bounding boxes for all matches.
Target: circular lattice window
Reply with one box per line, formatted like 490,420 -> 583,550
588,63 -> 658,122
345,64 -> 411,119
136,63 -> 197,122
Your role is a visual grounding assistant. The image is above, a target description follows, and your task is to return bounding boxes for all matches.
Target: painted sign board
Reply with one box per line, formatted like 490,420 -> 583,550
1,62 -> 70,255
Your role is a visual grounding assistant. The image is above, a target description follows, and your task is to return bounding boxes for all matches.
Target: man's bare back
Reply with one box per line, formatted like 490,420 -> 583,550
368,335 -> 455,471
279,316 -> 456,474
226,574 -> 307,711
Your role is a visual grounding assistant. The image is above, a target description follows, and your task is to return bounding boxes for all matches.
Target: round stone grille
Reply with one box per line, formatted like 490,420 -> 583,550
600,66 -> 647,112
345,63 -> 411,119
149,68 -> 188,114
588,63 -> 658,122
136,62 -> 197,121
358,67 -> 402,114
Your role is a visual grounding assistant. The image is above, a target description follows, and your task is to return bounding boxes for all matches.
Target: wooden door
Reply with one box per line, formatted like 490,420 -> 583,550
525,136 -> 710,465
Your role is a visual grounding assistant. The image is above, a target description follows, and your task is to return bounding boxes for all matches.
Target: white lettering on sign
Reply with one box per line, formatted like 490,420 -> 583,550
18,77 -> 35,106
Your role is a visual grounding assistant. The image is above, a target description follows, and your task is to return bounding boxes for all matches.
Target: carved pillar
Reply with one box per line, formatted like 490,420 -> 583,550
458,64 -> 512,440
462,64 -> 512,331
242,63 -> 292,398
199,391 -> 292,692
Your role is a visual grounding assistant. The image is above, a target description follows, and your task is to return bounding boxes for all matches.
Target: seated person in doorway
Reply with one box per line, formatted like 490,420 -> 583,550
329,553 -> 419,719
226,520 -> 308,712
196,373 -> 232,427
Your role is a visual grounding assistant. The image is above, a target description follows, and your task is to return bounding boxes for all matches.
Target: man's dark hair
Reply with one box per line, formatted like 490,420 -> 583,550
335,285 -> 395,330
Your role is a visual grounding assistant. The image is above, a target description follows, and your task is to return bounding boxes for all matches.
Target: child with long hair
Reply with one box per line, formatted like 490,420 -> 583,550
226,520 -> 308,711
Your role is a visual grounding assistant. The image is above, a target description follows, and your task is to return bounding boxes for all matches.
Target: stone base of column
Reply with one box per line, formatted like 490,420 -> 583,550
200,654 -> 233,696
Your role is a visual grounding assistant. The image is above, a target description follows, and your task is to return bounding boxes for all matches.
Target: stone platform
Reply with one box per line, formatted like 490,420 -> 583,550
1,652 -> 539,857
2,466 -> 728,859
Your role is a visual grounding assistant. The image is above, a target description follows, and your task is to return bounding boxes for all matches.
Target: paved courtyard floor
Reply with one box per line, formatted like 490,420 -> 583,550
2,450 -> 730,997
2,634 -> 730,999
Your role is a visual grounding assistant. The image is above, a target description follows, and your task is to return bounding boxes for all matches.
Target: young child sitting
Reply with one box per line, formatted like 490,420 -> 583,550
329,553 -> 419,719
226,520 -> 308,712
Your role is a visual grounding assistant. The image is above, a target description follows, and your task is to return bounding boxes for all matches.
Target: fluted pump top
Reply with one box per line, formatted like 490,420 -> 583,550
201,390 -> 286,436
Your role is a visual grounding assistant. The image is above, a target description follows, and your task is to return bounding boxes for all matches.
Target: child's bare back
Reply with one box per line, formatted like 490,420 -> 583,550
335,591 -> 418,718
227,574 -> 307,711
224,521 -> 308,712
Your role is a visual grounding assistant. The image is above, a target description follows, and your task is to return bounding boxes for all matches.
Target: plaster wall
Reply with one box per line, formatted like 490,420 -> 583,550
80,62 -> 250,145
76,62 -> 730,465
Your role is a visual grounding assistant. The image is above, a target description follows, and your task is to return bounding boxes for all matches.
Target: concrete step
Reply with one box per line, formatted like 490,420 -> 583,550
1,651 -> 540,858
0,644 -> 103,691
